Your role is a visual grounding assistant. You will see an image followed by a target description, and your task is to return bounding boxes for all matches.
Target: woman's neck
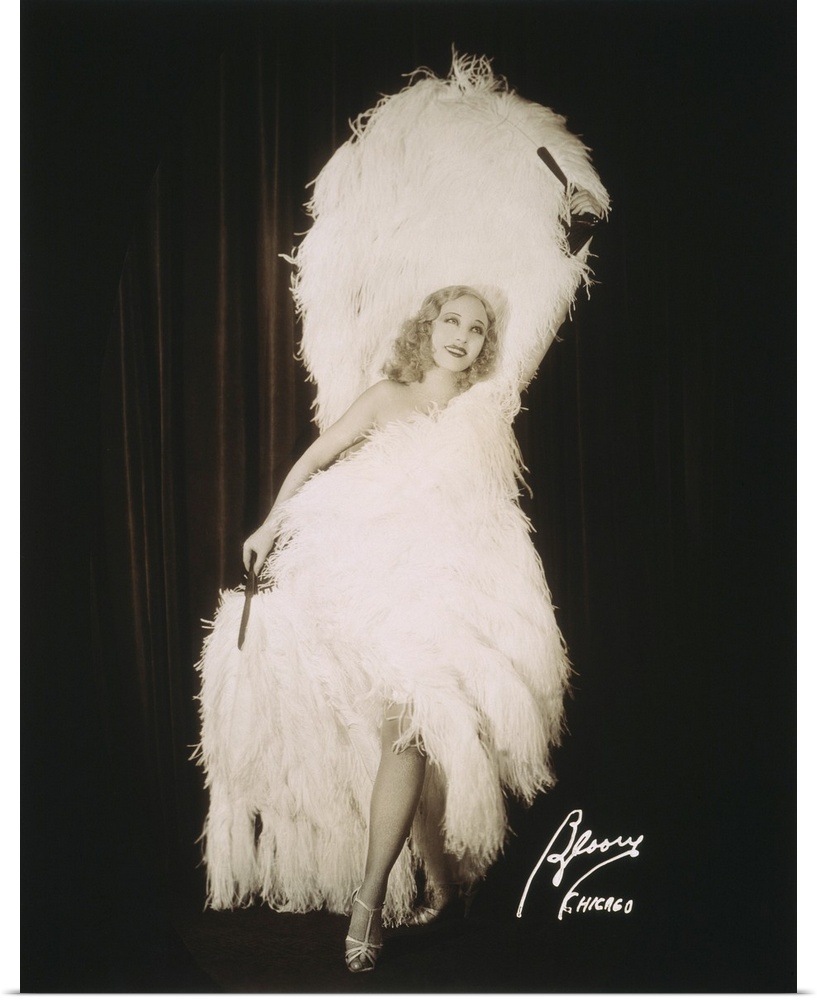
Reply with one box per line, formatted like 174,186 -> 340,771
410,366 -> 463,406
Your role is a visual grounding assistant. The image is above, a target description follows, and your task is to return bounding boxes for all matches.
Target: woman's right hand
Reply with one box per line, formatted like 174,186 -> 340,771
242,523 -> 279,575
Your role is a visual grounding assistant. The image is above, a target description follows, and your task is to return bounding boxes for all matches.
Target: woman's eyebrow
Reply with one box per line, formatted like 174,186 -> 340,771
443,310 -> 484,325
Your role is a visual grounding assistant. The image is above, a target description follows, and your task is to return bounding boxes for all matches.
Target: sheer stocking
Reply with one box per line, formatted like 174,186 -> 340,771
415,775 -> 457,907
347,706 -> 425,963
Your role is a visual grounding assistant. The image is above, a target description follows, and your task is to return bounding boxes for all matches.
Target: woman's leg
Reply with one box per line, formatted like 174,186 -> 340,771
411,768 -> 480,921
346,706 -> 426,968
414,775 -> 457,909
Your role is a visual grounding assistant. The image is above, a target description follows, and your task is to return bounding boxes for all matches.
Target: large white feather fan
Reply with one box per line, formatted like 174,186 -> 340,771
289,53 -> 610,431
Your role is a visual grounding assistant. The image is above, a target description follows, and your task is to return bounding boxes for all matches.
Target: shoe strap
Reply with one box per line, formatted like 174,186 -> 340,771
353,894 -> 382,914
352,892 -> 382,944
345,937 -> 382,971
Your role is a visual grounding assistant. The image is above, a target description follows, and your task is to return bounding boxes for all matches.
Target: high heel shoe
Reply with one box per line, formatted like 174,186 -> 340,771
345,891 -> 383,973
407,881 -> 479,926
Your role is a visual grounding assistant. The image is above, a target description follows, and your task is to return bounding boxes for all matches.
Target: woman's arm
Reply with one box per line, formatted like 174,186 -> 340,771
242,380 -> 393,572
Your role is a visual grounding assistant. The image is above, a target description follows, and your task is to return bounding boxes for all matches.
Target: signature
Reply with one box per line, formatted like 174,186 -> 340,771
516,808 -> 644,920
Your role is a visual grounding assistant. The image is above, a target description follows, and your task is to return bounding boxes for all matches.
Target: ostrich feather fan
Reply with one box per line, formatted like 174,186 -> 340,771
289,52 -> 610,431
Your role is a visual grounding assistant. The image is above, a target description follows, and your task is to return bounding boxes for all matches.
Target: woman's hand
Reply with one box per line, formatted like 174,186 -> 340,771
569,188 -> 604,218
242,523 -> 279,575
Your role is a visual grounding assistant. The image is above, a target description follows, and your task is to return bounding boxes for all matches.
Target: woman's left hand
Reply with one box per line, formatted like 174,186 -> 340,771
569,188 -> 604,218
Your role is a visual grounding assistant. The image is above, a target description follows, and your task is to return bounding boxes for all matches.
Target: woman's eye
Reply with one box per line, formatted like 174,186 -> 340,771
444,316 -> 457,324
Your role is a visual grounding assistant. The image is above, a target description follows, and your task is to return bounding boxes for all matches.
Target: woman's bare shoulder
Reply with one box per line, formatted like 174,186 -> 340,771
361,378 -> 409,408
363,378 -> 406,399
360,379 -> 417,424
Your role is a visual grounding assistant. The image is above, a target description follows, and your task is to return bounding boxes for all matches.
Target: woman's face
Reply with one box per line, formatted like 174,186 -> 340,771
429,295 -> 488,373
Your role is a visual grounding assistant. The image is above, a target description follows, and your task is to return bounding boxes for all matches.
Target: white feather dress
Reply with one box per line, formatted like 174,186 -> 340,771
195,55 -> 608,926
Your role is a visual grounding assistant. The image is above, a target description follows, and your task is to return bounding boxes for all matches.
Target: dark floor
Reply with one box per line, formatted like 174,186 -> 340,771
165,865 -> 792,994
173,900 -> 510,993
169,882 -> 647,994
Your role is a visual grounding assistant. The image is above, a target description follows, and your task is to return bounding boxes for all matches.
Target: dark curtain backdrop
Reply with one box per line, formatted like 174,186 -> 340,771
23,0 -> 795,992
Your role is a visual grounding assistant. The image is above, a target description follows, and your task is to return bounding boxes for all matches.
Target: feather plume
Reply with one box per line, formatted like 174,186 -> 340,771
290,51 -> 609,430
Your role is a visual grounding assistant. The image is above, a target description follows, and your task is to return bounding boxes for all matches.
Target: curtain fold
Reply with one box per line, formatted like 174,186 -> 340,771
95,45 -> 316,882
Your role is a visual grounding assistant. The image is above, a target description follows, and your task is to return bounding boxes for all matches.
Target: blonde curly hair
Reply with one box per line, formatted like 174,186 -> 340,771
383,286 -> 498,388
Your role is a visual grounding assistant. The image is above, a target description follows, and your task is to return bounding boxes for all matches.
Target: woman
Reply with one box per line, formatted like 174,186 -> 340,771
244,286 -> 502,971
197,283 -> 572,972
196,52 -> 607,976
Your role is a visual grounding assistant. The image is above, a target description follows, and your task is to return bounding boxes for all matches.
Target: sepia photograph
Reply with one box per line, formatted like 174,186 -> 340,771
22,0 -> 796,991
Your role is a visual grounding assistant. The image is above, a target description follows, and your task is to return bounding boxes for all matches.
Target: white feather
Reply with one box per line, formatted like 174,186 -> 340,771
291,52 -> 609,430
197,384 -> 574,922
